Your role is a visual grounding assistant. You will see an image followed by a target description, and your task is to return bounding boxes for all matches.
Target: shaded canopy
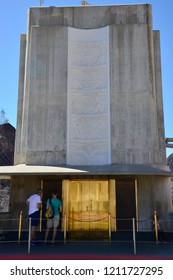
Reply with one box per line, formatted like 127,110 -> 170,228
0,164 -> 172,178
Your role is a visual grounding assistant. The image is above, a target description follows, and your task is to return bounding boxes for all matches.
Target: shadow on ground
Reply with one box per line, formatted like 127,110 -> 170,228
1,231 -> 173,259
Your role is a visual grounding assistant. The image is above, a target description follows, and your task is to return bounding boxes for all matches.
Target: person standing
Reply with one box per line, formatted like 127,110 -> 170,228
26,188 -> 42,245
44,190 -> 62,244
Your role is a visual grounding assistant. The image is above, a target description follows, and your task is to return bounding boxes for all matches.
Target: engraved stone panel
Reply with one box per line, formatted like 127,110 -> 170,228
67,27 -> 110,165
71,94 -> 107,114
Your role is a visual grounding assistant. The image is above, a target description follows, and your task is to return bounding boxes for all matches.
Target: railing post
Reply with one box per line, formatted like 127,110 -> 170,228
132,218 -> 136,255
108,212 -> 111,243
28,217 -> 31,254
18,210 -> 22,245
64,213 -> 67,244
40,208 -> 42,233
40,180 -> 43,232
154,210 -> 158,245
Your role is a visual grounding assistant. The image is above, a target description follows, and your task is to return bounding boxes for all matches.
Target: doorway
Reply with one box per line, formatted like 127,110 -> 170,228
42,179 -> 62,229
116,179 -> 136,230
67,180 -> 109,237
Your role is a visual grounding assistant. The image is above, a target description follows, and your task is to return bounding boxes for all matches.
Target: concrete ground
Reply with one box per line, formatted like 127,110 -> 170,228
0,239 -> 173,260
1,230 -> 173,260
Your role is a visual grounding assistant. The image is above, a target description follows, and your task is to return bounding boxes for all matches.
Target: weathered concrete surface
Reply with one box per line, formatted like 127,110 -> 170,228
9,5 -> 171,233
14,35 -> 26,164
1,175 -> 170,232
15,4 -> 166,166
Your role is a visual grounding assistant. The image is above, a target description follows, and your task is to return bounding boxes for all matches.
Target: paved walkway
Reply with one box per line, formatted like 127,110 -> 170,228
0,240 -> 173,260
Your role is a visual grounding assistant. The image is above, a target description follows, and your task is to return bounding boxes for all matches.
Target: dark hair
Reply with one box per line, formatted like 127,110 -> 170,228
37,188 -> 43,193
52,190 -> 58,195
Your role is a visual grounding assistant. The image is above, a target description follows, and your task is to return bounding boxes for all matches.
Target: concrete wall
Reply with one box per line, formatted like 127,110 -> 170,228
15,35 -> 26,164
137,176 -> 172,231
0,175 -> 169,232
14,4 -> 166,166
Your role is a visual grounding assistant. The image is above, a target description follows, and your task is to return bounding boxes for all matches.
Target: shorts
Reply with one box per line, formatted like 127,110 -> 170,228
29,211 -> 40,226
47,215 -> 60,229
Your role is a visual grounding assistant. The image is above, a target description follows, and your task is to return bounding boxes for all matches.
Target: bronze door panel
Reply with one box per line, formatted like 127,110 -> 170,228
68,180 -> 109,235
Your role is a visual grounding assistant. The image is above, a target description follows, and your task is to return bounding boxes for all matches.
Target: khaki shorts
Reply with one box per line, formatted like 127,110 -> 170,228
47,215 -> 60,229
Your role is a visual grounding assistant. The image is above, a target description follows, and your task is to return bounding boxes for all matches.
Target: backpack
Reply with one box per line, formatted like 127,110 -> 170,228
45,198 -> 54,219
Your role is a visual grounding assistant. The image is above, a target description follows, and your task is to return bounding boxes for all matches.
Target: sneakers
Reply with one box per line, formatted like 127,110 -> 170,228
42,241 -> 55,246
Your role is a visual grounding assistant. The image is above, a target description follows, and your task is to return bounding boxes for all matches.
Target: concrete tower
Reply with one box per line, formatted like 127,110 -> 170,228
15,4 -> 166,167
1,5 -> 171,234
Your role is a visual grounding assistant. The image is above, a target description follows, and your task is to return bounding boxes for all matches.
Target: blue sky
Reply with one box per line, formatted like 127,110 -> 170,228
0,0 -> 172,156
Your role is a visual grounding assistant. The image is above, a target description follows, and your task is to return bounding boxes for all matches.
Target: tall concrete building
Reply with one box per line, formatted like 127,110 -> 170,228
0,4 -> 172,236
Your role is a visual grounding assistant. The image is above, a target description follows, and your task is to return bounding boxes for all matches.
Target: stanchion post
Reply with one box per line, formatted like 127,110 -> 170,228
132,218 -> 136,255
18,210 -> 22,245
154,210 -> 158,245
40,207 -> 42,233
64,213 -> 67,244
28,217 -> 31,254
108,212 -> 111,243
40,180 -> 43,232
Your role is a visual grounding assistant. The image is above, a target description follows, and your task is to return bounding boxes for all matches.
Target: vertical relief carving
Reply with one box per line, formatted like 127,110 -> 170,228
67,27 -> 110,165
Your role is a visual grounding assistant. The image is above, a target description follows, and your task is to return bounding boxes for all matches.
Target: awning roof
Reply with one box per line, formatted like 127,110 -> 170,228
0,164 -> 172,178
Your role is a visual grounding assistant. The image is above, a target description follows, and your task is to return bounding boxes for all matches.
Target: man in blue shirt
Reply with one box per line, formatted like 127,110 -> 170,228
44,190 -> 62,244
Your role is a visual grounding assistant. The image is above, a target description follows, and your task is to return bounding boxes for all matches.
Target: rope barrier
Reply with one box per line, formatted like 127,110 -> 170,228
0,210 -> 173,256
67,216 -> 108,222
138,219 -> 152,222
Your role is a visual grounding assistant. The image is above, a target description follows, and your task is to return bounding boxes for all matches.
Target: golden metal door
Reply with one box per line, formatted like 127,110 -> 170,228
68,180 -> 109,235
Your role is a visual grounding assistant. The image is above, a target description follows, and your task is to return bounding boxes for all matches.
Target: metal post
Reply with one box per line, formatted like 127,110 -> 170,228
40,210 -> 42,232
154,210 -> 158,245
108,212 -> 111,243
135,179 -> 139,232
132,218 -> 136,255
64,213 -> 67,244
39,0 -> 43,6
28,217 -> 32,254
18,210 -> 22,244
40,179 -> 43,232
